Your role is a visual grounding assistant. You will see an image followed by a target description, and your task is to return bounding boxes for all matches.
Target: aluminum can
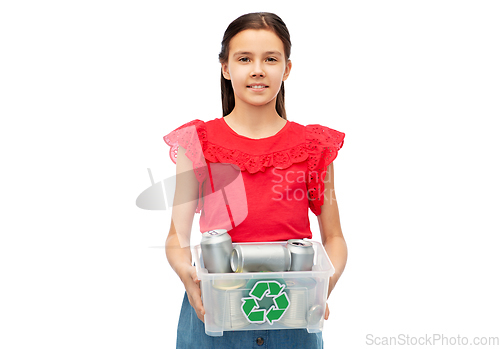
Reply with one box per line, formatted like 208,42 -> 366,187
212,287 -> 249,330
286,239 -> 315,271
230,244 -> 291,273
200,229 -> 233,273
281,278 -> 317,327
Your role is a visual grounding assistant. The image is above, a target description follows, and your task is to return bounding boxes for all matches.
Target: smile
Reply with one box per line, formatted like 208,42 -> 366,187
247,85 -> 268,89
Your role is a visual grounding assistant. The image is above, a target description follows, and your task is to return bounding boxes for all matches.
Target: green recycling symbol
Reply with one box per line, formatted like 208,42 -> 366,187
240,280 -> 290,325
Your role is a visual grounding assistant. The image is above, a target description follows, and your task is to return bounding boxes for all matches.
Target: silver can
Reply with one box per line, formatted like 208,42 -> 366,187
212,287 -> 249,330
230,244 -> 292,273
200,229 -> 233,273
281,278 -> 318,327
286,239 -> 315,271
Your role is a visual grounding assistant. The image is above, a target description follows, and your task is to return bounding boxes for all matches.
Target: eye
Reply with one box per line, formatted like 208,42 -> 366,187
266,57 -> 278,62
238,57 -> 250,62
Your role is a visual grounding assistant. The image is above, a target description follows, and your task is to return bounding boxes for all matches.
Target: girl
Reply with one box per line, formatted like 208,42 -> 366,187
164,12 -> 347,349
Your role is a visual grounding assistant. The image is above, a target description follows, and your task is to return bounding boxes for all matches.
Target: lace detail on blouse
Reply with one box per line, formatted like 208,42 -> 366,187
306,124 -> 345,216
163,119 -> 208,213
204,143 -> 309,173
164,119 -> 310,173
164,120 -> 345,215
163,119 -> 208,178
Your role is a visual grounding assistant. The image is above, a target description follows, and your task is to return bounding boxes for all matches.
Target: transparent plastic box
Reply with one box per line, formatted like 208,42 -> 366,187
191,240 -> 335,337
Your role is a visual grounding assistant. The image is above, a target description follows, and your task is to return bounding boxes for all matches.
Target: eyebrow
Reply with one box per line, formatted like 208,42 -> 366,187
233,51 -> 283,57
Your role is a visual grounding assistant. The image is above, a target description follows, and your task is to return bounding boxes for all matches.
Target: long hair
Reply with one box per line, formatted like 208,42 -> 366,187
218,12 -> 291,119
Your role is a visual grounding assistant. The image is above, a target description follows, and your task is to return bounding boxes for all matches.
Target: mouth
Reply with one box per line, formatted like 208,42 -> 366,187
247,84 -> 269,90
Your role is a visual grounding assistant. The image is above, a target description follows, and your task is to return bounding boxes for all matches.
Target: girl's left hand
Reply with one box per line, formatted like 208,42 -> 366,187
324,303 -> 330,320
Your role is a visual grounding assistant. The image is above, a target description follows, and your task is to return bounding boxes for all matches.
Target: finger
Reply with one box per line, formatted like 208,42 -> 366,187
185,267 -> 204,320
193,299 -> 205,322
187,293 -> 204,323
187,296 -> 204,321
187,287 -> 205,318
324,303 -> 330,320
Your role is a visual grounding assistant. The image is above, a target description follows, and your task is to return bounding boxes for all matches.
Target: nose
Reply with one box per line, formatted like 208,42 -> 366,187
251,63 -> 265,78
251,71 -> 265,78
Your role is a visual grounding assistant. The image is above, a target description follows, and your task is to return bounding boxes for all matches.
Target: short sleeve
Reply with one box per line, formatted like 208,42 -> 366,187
163,119 -> 207,166
305,124 -> 345,216
163,119 -> 208,213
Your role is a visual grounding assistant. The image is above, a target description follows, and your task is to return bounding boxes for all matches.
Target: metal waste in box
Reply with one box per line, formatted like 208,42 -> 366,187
191,240 -> 335,337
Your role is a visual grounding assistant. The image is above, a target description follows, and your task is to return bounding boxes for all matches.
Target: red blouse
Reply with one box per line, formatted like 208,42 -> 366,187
164,117 -> 345,243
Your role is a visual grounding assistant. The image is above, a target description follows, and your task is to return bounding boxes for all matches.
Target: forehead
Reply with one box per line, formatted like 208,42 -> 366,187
228,29 -> 285,55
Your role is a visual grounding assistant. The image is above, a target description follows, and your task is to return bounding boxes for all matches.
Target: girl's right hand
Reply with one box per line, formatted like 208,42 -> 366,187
180,264 -> 205,323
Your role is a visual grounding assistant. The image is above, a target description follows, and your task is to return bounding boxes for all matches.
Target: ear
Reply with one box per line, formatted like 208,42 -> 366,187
221,62 -> 231,80
282,59 -> 292,81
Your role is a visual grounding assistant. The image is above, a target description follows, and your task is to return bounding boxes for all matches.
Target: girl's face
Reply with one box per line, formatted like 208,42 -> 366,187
221,29 -> 292,110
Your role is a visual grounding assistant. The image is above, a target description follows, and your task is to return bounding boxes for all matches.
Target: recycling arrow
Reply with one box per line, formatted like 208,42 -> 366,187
242,298 -> 258,314
241,280 -> 290,325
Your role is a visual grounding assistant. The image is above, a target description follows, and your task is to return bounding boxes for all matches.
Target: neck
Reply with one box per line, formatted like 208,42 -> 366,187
226,98 -> 284,132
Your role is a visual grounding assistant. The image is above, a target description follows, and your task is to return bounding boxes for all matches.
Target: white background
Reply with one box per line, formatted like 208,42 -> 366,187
1,1 -> 499,348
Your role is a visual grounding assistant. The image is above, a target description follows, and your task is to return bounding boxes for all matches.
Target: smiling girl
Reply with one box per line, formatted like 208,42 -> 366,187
164,12 -> 347,348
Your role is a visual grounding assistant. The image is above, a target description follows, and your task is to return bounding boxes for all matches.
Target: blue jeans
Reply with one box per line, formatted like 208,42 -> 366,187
176,292 -> 323,348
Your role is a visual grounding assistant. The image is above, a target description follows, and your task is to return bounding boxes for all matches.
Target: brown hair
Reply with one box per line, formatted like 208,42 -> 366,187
218,12 -> 291,119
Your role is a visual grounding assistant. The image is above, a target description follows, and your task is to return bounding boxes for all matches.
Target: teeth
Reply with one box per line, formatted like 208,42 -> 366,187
250,85 -> 266,88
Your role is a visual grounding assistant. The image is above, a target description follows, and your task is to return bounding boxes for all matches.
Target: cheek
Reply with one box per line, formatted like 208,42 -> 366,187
271,65 -> 286,79
229,71 -> 247,91
225,64 -> 247,92
270,69 -> 286,86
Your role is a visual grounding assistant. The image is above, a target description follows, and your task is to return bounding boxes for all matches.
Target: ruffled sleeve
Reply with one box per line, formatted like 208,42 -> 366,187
306,124 -> 345,216
164,119 -> 207,166
163,119 -> 208,213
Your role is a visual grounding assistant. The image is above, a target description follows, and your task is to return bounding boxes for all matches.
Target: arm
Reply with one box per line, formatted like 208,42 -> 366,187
317,162 -> 348,316
165,145 -> 205,321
